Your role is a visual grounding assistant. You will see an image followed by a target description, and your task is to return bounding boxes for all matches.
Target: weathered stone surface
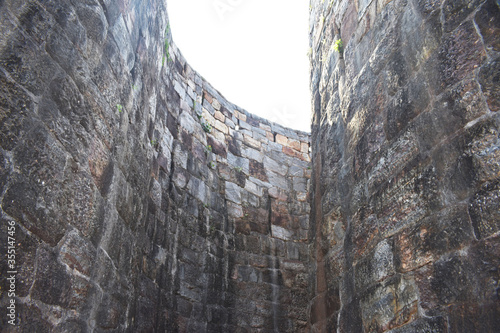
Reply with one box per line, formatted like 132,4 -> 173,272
2,0 -> 498,332
478,58 -> 500,112
469,180 -> 500,239
310,0 -> 500,331
475,0 -> 500,53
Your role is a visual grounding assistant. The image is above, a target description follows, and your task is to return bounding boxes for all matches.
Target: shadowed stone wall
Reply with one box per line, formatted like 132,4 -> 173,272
309,0 -> 499,332
1,0 -> 499,332
0,0 -> 311,331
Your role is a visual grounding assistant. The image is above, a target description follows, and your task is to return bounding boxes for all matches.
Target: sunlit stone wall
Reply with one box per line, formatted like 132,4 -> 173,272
308,0 -> 499,331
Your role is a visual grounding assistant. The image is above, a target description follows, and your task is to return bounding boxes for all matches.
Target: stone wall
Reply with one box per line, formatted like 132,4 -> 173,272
0,0 -> 312,332
2,0 -> 499,332
309,0 -> 499,332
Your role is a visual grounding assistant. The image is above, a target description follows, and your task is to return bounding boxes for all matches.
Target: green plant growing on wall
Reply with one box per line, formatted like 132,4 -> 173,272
150,139 -> 157,146
204,145 -> 213,155
208,161 -> 216,169
201,122 -> 212,133
162,25 -> 172,66
333,39 -> 343,54
117,104 -> 123,113
234,166 -> 243,173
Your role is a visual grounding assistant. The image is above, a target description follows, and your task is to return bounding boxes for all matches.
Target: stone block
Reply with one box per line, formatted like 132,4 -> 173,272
244,180 -> 263,197
172,165 -> 188,189
203,90 -> 213,104
227,201 -> 243,218
267,171 -> 289,190
437,21 -> 486,90
225,181 -> 242,204
469,180 -> 500,239
467,119 -> 500,183
244,134 -> 261,149
32,247 -> 92,310
1,31 -> 59,97
266,131 -> 274,141
59,230 -> 97,277
288,138 -> 301,150
249,160 -> 268,182
276,134 -> 288,145
264,156 -> 288,176
214,110 -> 225,122
213,119 -> 229,134
443,0 -> 482,32
271,199 -> 291,228
234,110 -> 247,121
260,123 -> 272,132
225,117 -> 236,130
359,275 -> 418,332
374,163 -> 440,238
227,152 -> 250,174
187,177 -> 208,203
476,0 -> 500,53
478,59 -> 500,112
395,206 -> 474,272
355,240 -> 395,292
269,186 -> 289,201
293,177 -> 307,192
206,135 -> 227,158
271,225 -> 293,241
212,98 -> 221,110
241,146 -> 264,163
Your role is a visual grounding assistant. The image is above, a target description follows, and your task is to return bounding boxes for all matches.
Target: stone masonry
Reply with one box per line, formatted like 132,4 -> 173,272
0,0 -> 499,332
309,0 -> 499,332
0,0 -> 311,331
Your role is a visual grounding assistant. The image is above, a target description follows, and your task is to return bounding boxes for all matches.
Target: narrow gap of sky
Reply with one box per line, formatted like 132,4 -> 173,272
167,0 -> 311,132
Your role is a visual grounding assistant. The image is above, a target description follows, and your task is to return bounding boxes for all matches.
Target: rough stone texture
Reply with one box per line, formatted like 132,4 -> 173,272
1,0 -> 499,332
309,0 -> 500,331
0,0 -> 311,332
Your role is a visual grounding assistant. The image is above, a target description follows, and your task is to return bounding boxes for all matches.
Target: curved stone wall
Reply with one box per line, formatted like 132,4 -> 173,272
1,0 -> 499,332
0,0 -> 311,331
309,0 -> 499,331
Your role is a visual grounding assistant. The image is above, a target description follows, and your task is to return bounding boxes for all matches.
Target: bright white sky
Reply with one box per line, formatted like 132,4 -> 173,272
167,0 -> 311,132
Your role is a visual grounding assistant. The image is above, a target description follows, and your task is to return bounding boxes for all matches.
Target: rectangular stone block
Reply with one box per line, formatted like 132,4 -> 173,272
225,181 -> 242,204
244,134 -> 261,149
276,134 -> 288,145
271,225 -> 293,241
395,206 -> 474,272
241,146 -> 264,163
267,171 -> 289,190
244,180 -> 263,197
264,156 -> 288,176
